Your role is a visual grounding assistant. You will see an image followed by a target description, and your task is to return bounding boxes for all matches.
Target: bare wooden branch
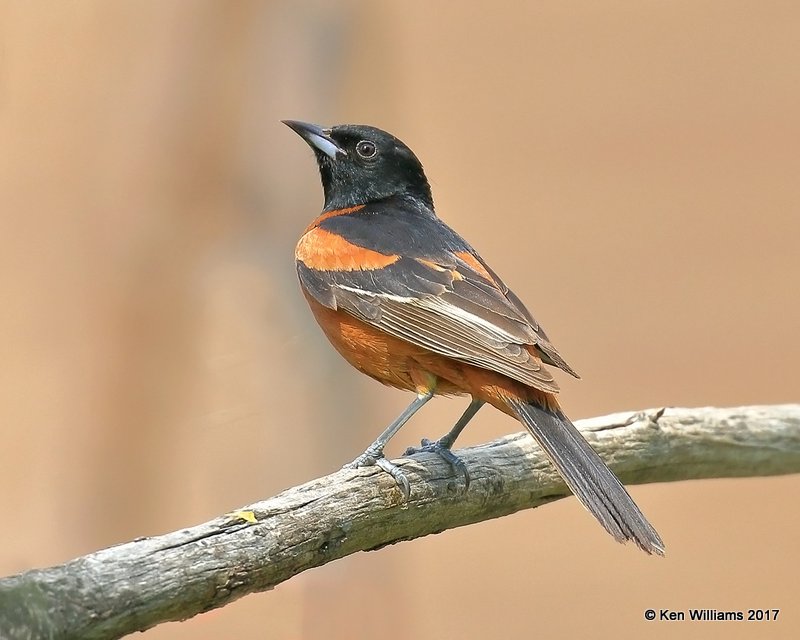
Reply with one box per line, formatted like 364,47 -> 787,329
1,404 -> 798,639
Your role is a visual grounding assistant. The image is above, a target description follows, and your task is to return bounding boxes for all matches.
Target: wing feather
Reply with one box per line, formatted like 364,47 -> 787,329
297,206 -> 579,389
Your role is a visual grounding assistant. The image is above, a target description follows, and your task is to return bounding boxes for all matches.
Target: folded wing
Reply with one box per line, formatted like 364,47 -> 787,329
297,244 -> 578,393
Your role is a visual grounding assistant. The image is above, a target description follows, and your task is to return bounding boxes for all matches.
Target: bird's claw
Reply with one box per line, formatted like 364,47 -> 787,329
343,452 -> 378,469
404,438 -> 471,490
343,451 -> 411,500
375,458 -> 411,499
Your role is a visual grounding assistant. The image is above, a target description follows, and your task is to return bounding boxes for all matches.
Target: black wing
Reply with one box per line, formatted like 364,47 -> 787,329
297,202 -> 578,391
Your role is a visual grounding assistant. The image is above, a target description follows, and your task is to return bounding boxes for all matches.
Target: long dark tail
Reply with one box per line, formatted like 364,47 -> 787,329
507,398 -> 665,555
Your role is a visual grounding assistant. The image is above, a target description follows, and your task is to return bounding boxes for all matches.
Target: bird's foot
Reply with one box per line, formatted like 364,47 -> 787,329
404,438 -> 470,490
343,448 -> 411,500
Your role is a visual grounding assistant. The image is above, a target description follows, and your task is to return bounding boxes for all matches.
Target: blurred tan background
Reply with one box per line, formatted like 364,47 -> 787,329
1,1 -> 798,638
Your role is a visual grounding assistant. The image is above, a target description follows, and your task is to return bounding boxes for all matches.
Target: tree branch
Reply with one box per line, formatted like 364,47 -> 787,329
2,404 -> 799,639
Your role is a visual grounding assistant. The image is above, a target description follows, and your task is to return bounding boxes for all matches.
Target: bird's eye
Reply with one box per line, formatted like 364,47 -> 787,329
356,140 -> 378,159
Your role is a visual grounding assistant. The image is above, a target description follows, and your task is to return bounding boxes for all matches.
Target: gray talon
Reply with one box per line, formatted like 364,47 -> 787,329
375,458 -> 411,499
405,439 -> 471,490
344,450 -> 411,499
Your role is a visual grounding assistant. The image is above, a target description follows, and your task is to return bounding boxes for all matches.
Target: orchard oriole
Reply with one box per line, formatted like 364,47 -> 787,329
284,120 -> 664,555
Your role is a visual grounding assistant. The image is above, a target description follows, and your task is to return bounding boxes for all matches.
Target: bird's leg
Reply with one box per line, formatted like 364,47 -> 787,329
404,399 -> 484,489
343,390 -> 434,498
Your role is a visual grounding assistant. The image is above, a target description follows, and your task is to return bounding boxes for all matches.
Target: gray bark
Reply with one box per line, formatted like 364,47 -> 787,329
1,404 -> 798,639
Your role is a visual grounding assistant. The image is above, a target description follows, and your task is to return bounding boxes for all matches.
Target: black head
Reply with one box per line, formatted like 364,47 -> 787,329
283,121 -> 433,212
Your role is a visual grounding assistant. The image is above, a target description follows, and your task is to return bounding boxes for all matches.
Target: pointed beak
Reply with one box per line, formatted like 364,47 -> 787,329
282,120 -> 346,159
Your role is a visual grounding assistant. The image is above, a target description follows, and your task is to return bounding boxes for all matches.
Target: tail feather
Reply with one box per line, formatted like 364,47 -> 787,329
508,398 -> 664,555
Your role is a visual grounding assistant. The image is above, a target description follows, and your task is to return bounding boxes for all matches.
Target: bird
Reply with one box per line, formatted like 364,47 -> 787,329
283,119 -> 664,555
